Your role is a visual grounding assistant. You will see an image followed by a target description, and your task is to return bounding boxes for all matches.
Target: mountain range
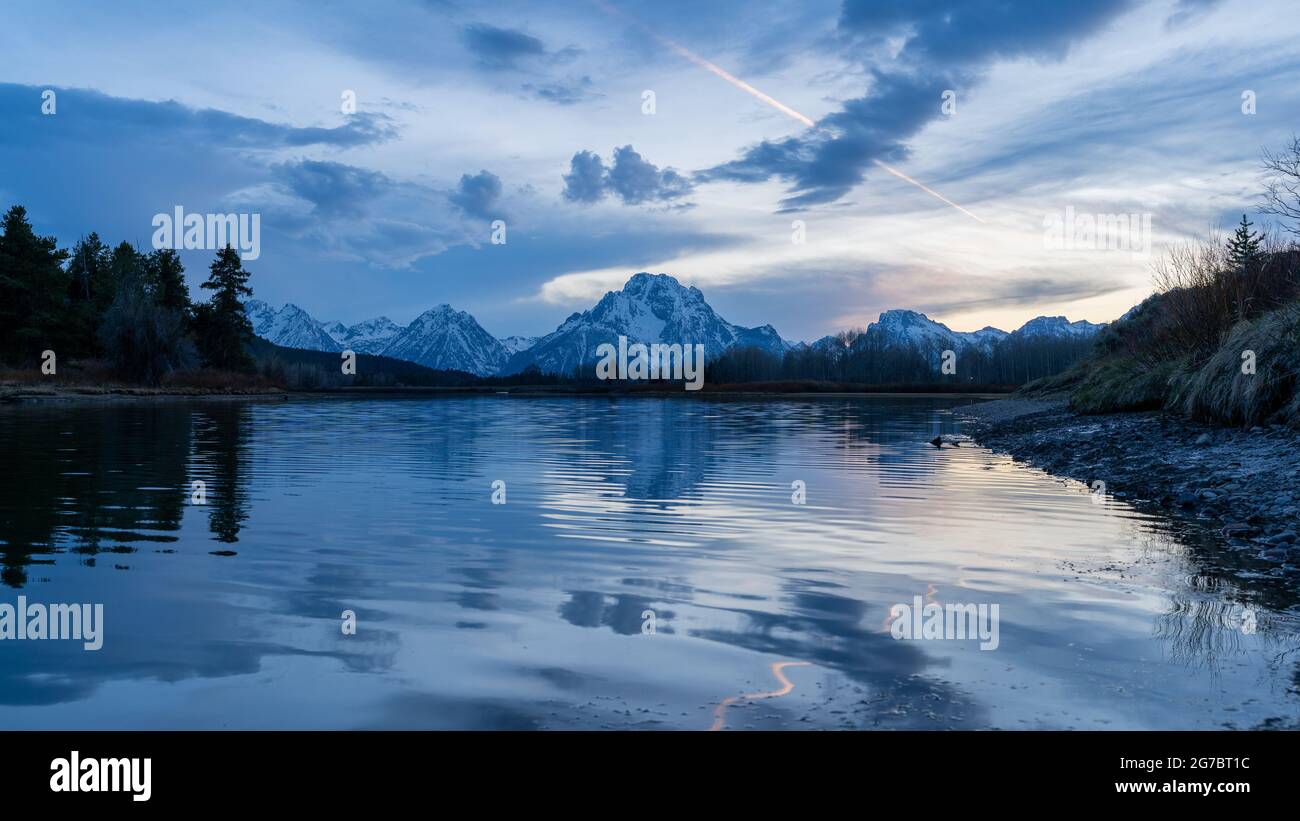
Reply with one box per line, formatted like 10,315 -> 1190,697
245,273 -> 1107,377
806,309 -> 1106,356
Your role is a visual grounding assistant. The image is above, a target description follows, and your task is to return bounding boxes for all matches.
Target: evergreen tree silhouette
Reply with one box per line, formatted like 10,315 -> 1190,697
194,245 -> 254,372
1226,213 -> 1262,271
0,205 -> 70,364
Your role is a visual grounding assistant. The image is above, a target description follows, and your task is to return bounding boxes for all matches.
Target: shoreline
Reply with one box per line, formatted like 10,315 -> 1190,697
1,384 -> 1010,404
961,398 -> 1300,573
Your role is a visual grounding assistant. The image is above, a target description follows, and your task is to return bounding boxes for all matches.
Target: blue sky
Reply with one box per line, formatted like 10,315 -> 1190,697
1,0 -> 1298,341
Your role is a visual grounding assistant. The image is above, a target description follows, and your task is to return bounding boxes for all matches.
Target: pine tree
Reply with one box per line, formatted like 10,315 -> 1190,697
102,241 -> 144,314
66,233 -> 108,303
1225,214 -> 1266,321
65,233 -> 110,357
0,205 -> 70,364
145,248 -> 191,315
1226,214 -> 1262,271
194,245 -> 254,372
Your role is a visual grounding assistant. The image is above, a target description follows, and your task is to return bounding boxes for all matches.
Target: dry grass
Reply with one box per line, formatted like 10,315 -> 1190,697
1174,304 -> 1300,427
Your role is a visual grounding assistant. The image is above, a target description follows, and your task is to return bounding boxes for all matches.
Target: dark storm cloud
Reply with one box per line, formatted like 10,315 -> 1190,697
561,145 -> 694,206
699,0 -> 1137,211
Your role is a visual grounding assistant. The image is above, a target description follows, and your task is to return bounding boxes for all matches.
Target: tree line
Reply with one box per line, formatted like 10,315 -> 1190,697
705,333 -> 1098,387
0,204 -> 256,383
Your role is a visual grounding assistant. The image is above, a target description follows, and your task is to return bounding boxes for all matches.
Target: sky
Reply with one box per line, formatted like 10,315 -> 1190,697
1,0 -> 1298,342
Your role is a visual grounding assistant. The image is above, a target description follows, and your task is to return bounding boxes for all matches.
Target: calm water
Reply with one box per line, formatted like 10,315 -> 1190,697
1,395 -> 1297,730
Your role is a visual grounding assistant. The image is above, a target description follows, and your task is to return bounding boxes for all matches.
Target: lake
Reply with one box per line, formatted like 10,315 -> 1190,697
0,395 -> 1296,729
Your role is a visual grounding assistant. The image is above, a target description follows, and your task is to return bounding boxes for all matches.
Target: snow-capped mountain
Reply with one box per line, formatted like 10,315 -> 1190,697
244,301 -> 504,374
1010,315 -> 1106,339
244,300 -> 342,352
378,304 -> 509,376
855,309 -> 1008,355
499,335 -> 539,355
848,309 -> 1102,355
325,316 -> 402,354
501,272 -> 786,375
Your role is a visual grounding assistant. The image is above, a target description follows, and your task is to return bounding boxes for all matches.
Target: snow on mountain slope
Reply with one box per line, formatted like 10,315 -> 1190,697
378,304 -> 509,376
501,272 -> 787,375
334,316 -> 402,354
499,335 -> 539,355
855,310 -> 1002,355
1010,315 -> 1107,339
244,301 -> 342,352
852,309 -> 1101,355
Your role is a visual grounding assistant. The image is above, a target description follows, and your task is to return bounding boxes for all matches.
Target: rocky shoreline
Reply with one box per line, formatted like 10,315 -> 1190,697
960,399 -> 1300,572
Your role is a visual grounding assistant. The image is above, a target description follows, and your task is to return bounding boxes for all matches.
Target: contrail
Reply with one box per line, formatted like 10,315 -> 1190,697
592,0 -> 984,223
871,161 -> 986,223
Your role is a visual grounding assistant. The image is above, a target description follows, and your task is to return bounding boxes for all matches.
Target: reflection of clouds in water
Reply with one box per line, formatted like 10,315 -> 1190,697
559,590 -> 675,635
3,396 -> 1299,728
688,579 -> 981,729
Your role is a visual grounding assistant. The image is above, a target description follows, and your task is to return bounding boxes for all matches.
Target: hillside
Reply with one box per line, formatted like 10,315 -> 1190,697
1023,243 -> 1300,428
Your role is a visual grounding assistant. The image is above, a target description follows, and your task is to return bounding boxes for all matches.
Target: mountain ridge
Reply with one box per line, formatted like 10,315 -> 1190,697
245,278 -> 1107,378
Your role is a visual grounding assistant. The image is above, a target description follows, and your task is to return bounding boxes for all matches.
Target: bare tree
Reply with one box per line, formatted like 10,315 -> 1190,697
1261,135 -> 1300,235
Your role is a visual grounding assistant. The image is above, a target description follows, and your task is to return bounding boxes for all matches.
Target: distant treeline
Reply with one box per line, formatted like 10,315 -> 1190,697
704,333 -> 1097,387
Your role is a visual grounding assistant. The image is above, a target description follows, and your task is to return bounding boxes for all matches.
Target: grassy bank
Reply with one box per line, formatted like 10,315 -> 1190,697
1023,244 -> 1300,427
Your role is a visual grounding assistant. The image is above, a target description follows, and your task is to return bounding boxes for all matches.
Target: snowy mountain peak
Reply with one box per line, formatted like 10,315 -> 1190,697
378,304 -> 508,376
858,309 -> 1099,355
244,301 -> 342,352
501,272 -> 786,375
1012,315 -> 1107,338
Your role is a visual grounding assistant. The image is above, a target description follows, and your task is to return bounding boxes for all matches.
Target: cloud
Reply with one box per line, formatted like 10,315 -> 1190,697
561,150 -> 608,203
522,76 -> 595,105
0,83 -> 397,150
608,146 -> 694,204
448,170 -> 503,219
695,259 -> 1131,341
272,160 -> 393,218
1165,0 -> 1222,29
699,0 -> 1136,211
461,23 -> 547,70
561,146 -> 694,206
